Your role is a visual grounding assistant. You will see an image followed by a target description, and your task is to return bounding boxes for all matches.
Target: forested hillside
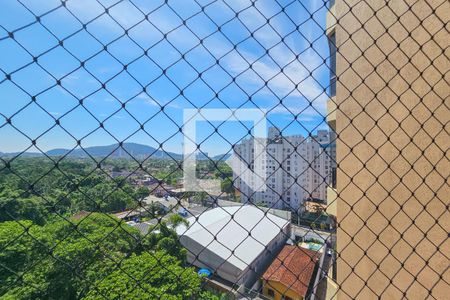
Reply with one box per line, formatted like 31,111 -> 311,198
0,158 -> 224,299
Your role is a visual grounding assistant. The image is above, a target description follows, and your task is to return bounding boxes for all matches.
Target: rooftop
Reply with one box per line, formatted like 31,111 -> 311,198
144,195 -> 179,208
177,205 -> 290,271
113,209 -> 143,219
127,220 -> 158,235
262,245 -> 320,297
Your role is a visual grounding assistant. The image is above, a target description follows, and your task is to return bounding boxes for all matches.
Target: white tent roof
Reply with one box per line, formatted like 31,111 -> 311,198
177,205 -> 290,271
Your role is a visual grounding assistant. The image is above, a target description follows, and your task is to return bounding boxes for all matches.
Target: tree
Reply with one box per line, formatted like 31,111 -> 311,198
135,186 -> 149,201
221,178 -> 234,195
0,196 -> 48,225
83,252 -> 221,300
0,220 -> 42,288
0,212 -> 206,299
147,201 -> 160,218
155,223 -> 187,263
167,214 -> 189,230
0,158 -> 225,299
75,182 -> 135,213
0,214 -> 140,299
214,162 -> 232,179
192,192 -> 208,206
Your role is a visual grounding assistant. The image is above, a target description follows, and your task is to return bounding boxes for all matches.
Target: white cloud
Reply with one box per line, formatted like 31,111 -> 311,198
221,46 -> 327,116
63,74 -> 80,81
310,0 -> 326,11
196,0 -> 329,120
132,92 -> 158,106
32,0 -> 329,121
131,92 -> 182,109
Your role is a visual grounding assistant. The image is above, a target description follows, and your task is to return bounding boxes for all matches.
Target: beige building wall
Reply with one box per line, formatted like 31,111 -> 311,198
333,0 -> 449,299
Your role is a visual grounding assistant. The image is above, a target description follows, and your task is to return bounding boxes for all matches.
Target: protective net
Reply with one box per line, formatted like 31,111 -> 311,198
0,0 -> 448,299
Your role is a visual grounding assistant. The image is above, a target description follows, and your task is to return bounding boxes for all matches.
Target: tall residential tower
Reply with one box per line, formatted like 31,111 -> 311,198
232,128 -> 336,212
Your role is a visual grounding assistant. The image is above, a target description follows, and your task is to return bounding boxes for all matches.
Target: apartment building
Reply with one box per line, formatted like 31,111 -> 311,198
328,0 -> 449,299
232,127 -> 336,212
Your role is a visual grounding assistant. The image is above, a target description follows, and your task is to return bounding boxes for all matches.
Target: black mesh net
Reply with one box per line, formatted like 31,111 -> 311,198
0,0 -> 448,299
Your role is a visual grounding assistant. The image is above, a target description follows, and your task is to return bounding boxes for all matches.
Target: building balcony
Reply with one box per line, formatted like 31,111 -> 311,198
326,275 -> 339,300
327,96 -> 336,131
326,186 -> 337,217
326,1 -> 336,36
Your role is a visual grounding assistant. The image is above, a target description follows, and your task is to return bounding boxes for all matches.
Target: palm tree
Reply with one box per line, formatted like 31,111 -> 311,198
167,214 -> 189,230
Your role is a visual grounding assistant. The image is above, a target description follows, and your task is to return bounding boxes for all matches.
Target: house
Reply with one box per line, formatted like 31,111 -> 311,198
150,184 -> 175,197
144,195 -> 179,213
262,245 -> 319,300
132,176 -> 158,187
176,205 -> 290,292
127,219 -> 158,235
303,198 -> 327,214
113,209 -> 145,221
110,170 -> 133,178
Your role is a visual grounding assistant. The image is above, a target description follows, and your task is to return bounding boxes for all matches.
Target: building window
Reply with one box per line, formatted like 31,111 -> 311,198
267,288 -> 275,297
329,31 -> 337,97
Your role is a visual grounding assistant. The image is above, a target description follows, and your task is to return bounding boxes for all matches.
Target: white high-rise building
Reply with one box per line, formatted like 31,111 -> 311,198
232,127 -> 335,212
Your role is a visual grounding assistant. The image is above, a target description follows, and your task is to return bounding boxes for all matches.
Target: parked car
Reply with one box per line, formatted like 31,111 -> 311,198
178,208 -> 188,217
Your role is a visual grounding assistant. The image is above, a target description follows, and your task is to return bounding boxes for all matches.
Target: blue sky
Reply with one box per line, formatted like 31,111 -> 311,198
0,0 -> 331,156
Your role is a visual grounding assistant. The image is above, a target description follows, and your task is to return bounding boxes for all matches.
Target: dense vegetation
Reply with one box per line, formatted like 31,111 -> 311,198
0,214 -> 221,299
0,157 -> 234,225
0,158 -> 146,224
0,157 -> 225,299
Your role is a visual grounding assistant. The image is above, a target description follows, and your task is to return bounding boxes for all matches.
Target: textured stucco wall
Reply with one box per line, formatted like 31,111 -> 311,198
263,280 -> 302,300
334,0 -> 449,299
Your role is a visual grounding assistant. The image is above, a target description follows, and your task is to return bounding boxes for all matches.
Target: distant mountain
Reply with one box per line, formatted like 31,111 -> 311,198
212,153 -> 232,161
1,143 -> 231,160
195,152 -> 210,160
45,143 -> 183,159
0,151 -> 42,158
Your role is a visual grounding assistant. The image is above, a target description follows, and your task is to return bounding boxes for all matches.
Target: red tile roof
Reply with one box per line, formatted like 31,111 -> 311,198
262,245 -> 320,297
